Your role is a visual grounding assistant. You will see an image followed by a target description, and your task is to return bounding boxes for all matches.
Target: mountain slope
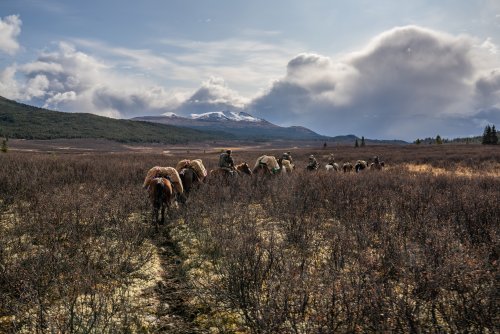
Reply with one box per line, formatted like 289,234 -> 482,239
0,97 -> 230,143
134,112 -> 326,141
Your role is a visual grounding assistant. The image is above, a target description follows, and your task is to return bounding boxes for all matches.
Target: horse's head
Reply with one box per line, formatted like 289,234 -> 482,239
237,162 -> 253,175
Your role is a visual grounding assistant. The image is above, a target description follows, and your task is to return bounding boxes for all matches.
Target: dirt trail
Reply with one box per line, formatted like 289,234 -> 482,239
152,227 -> 202,333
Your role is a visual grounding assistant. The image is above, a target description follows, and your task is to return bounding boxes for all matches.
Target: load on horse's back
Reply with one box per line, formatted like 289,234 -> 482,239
144,166 -> 184,194
176,159 -> 208,194
144,166 -> 186,203
279,158 -> 294,173
355,160 -> 368,173
253,155 -> 281,175
176,159 -> 207,180
325,162 -> 340,171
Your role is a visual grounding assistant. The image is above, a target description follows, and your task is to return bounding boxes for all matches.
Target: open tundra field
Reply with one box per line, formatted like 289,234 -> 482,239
0,144 -> 499,333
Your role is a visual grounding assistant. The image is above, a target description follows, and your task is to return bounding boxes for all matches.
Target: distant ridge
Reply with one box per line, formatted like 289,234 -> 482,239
134,112 -> 408,144
0,96 -> 408,144
134,111 -> 328,141
0,96 -> 230,143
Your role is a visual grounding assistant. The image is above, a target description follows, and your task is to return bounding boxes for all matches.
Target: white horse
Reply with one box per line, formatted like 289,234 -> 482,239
325,162 -> 340,172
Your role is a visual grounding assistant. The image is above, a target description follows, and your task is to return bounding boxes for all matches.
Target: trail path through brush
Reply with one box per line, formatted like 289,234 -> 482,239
153,228 -> 202,333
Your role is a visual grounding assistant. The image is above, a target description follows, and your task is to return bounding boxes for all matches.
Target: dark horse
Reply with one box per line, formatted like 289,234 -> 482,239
179,167 -> 205,194
148,177 -> 174,228
355,160 -> 368,173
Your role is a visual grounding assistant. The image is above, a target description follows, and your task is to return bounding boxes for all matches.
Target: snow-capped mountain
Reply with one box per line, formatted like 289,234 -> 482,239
133,110 -> 325,140
189,111 -> 263,122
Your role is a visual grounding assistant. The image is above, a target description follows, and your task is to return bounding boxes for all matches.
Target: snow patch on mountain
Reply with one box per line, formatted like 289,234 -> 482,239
189,110 -> 262,122
162,112 -> 178,117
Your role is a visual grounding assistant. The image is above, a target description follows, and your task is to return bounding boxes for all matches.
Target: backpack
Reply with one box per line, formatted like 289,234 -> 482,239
219,153 -> 228,167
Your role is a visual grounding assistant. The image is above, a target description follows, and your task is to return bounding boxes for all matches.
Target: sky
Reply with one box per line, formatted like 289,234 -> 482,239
0,0 -> 499,140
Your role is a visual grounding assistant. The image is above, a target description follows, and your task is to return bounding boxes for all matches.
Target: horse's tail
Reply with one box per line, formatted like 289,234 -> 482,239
153,179 -> 165,208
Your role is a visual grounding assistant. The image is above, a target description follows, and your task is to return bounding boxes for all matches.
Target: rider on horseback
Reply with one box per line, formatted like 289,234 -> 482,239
307,155 -> 319,171
219,149 -> 236,175
327,153 -> 335,165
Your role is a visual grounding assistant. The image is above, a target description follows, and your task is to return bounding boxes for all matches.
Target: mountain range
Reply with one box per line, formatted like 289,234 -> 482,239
133,110 -> 328,141
0,96 -> 407,144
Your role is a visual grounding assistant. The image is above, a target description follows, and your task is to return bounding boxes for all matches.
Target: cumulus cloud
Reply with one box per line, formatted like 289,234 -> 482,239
475,69 -> 500,110
2,23 -> 499,139
0,65 -> 21,99
168,77 -> 249,116
248,26 -> 500,139
1,42 -> 184,118
0,15 -> 21,55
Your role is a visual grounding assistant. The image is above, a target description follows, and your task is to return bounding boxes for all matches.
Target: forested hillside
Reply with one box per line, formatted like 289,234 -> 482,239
0,97 -> 230,143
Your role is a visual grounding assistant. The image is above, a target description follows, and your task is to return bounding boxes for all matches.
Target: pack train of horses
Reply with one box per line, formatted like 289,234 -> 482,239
144,154 -> 384,226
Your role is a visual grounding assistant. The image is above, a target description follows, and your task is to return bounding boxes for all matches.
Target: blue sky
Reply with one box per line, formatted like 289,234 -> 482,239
1,0 -> 499,140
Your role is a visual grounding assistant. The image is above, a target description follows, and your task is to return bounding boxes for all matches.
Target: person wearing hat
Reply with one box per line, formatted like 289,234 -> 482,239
307,154 -> 319,171
328,153 -> 335,164
282,151 -> 293,164
219,149 -> 235,173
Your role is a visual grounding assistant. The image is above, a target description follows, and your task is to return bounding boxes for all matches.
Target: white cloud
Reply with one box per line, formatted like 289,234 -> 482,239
0,65 -> 21,99
2,23 -> 499,139
169,77 -> 249,116
248,25 -> 499,139
0,15 -> 22,55
4,42 -> 185,117
25,74 -> 49,99
159,37 -> 301,96
480,37 -> 498,55
44,91 -> 76,106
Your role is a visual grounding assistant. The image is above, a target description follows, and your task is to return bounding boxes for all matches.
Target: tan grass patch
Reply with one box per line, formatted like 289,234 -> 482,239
404,163 -> 500,178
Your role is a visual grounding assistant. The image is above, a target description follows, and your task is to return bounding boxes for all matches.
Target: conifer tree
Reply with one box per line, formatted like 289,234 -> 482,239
482,125 -> 491,144
361,136 -> 366,147
481,125 -> 498,145
435,134 -> 443,144
355,139 -> 359,148
491,125 -> 498,145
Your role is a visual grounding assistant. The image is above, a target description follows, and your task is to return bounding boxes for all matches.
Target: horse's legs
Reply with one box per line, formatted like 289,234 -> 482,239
152,207 -> 159,230
160,204 -> 166,225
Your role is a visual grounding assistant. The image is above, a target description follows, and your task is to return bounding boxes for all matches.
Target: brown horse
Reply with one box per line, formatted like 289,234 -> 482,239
343,162 -> 354,173
210,162 -> 253,178
370,161 -> 385,170
236,162 -> 253,176
148,177 -> 174,228
179,167 -> 205,194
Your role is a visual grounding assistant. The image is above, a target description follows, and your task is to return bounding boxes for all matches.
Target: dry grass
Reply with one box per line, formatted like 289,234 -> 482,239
0,143 -> 499,333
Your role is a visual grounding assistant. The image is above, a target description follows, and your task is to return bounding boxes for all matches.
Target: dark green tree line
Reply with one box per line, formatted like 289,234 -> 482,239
482,124 -> 498,145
